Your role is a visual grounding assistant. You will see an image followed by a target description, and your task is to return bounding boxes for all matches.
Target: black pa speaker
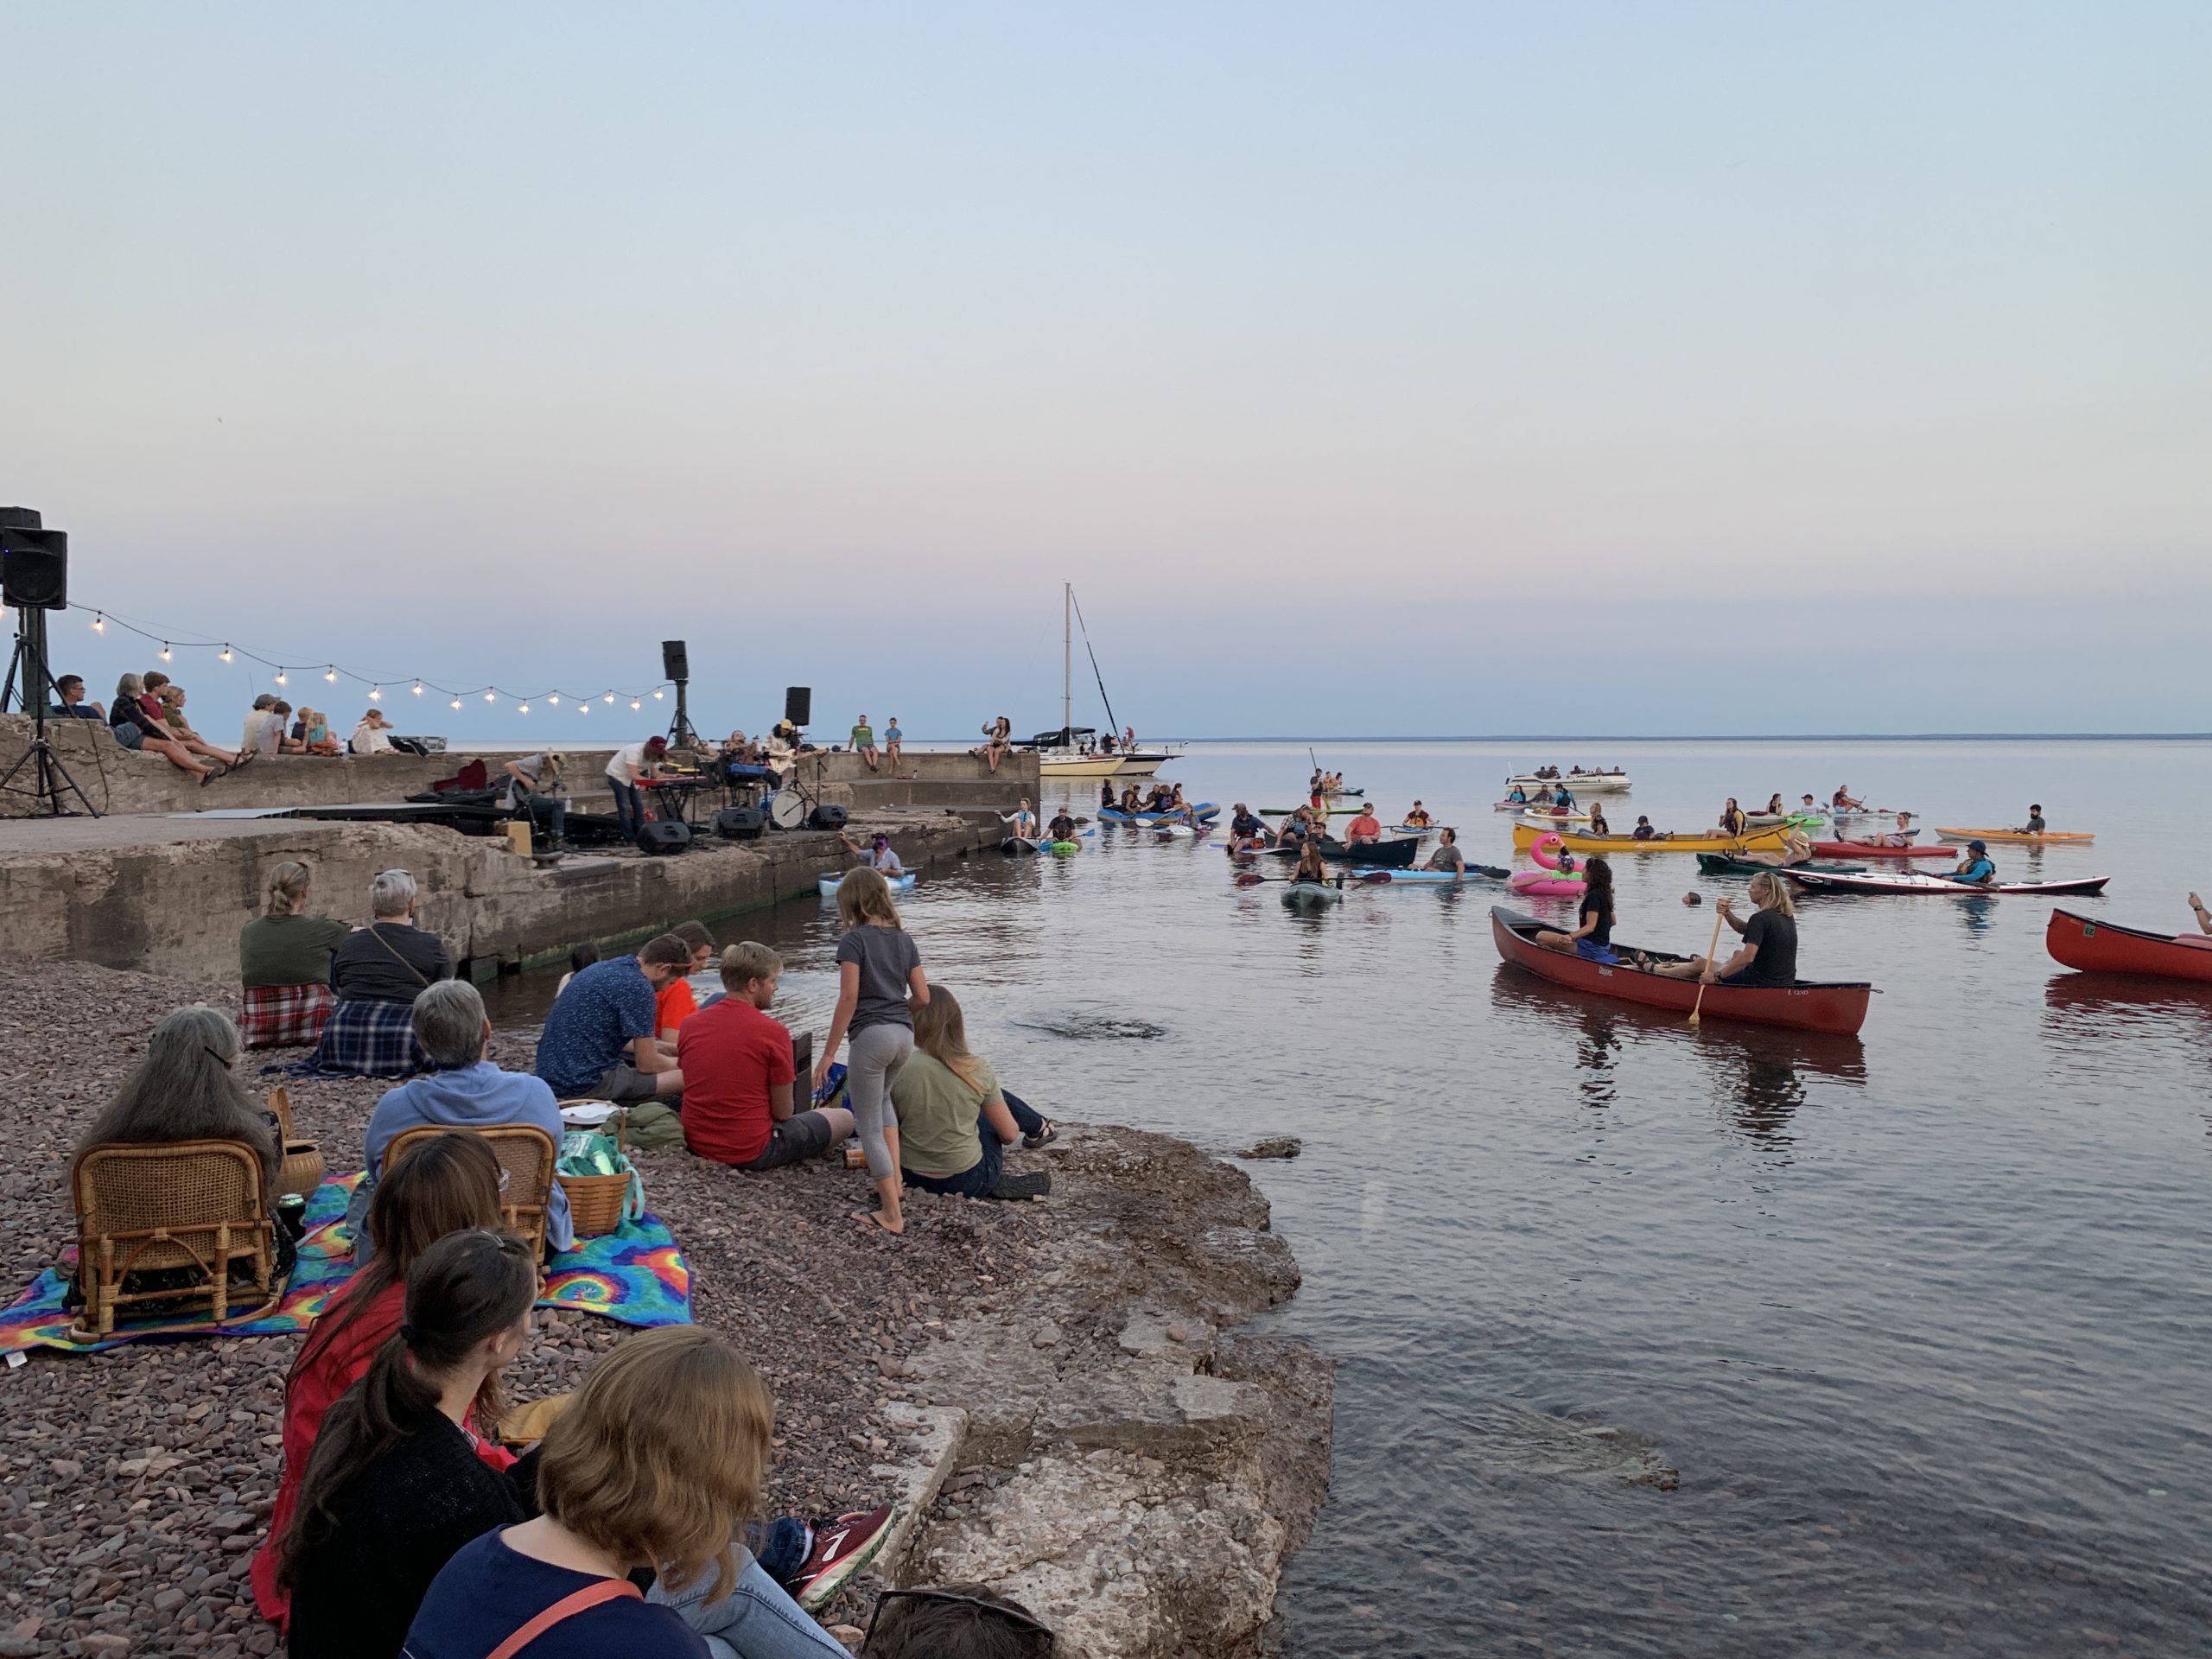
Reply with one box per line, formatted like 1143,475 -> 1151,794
784,685 -> 811,726
637,821 -> 694,855
808,804 -> 849,832
712,805 -> 766,842
0,507 -> 42,530
1,527 -> 67,610
662,639 -> 689,681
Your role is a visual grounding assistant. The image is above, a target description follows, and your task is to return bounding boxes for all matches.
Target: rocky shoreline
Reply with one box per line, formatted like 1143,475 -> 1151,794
0,957 -> 1332,1658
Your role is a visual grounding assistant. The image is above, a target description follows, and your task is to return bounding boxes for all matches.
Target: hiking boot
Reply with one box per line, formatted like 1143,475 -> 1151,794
785,1504 -> 895,1611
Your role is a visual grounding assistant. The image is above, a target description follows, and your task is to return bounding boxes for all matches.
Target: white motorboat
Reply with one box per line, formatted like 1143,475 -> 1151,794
1507,770 -> 1633,794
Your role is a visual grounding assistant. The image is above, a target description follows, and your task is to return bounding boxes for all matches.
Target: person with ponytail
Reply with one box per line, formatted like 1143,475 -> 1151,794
280,1227 -> 541,1659
408,1325 -> 859,1659
251,1134 -> 507,1626
240,861 -> 353,1048
888,984 -> 1054,1202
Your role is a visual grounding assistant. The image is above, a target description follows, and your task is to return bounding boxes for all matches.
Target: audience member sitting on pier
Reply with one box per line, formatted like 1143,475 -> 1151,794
408,1325 -> 872,1659
51,673 -> 105,719
110,672 -> 220,782
656,920 -> 716,1042
347,980 -> 575,1255
251,1132 -> 506,1625
241,694 -> 286,756
239,861 -> 352,1048
861,1585 -> 1058,1658
73,1007 -> 296,1286
296,706 -> 344,756
503,749 -> 569,849
891,985 -> 1053,1202
536,932 -> 690,1103
883,715 -> 902,770
350,706 -> 397,754
975,715 -> 1012,774
851,713 -> 880,770
277,1227 -> 542,1659
142,671 -> 243,769
681,943 -> 857,1172
309,870 -> 454,1078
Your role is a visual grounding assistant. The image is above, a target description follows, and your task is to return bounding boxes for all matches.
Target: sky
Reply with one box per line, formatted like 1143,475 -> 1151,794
3,3 -> 2208,740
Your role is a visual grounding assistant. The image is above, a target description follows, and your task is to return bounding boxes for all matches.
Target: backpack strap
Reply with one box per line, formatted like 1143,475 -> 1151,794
484,1579 -> 641,1659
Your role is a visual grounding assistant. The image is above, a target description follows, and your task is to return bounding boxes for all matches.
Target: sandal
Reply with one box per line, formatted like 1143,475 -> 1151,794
1021,1121 -> 1059,1150
850,1209 -> 907,1236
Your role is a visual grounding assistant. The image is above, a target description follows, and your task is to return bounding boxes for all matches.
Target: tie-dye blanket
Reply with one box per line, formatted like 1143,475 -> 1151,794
1,1172 -> 691,1357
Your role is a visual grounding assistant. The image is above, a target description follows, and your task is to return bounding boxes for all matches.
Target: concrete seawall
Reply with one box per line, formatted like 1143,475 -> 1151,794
0,810 -> 990,981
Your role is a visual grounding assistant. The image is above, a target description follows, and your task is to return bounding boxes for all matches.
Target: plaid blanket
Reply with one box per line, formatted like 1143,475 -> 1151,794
241,982 -> 335,1049
2,1173 -> 693,1356
302,998 -> 429,1077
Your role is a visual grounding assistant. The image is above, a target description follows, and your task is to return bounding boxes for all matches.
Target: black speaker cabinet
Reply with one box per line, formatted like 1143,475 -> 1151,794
637,820 -> 694,855
808,804 -> 849,832
0,507 -> 42,530
0,527 -> 68,610
712,805 -> 766,841
661,639 -> 689,681
784,685 -> 811,726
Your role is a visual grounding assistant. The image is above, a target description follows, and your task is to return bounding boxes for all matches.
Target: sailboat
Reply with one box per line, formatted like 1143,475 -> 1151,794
1019,584 -> 1176,780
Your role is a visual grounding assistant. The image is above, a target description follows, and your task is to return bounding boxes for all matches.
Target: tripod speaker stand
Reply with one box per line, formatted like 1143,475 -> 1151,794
0,608 -> 101,817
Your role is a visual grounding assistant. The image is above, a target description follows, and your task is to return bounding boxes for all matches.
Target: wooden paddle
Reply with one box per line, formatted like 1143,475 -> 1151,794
1688,900 -> 1728,1027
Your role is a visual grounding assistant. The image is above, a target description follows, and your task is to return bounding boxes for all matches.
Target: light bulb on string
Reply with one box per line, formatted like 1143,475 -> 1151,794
219,645 -> 233,663
631,699 -> 641,710
579,701 -> 588,715
450,698 -> 462,710
518,702 -> 531,715
368,686 -> 382,702
159,643 -> 172,661
653,690 -> 664,701
549,694 -> 560,707
411,682 -> 423,696
275,671 -> 288,685
602,693 -> 614,704
484,691 -> 496,702
92,613 -> 105,632
323,667 -> 337,683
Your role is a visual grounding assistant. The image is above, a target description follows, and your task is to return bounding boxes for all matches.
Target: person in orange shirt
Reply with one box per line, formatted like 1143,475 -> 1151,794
1344,804 -> 1383,846
656,919 -> 715,1043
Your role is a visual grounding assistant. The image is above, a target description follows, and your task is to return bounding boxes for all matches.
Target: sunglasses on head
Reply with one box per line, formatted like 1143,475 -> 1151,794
864,1589 -> 1054,1653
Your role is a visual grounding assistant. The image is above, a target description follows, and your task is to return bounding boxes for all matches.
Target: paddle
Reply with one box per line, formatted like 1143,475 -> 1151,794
1688,901 -> 1728,1027
1233,869 -> 1392,887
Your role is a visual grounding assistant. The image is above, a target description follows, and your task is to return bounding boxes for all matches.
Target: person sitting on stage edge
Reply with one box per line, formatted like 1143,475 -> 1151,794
656,920 -> 715,1042
239,860 -> 352,1048
251,1130 -> 507,1626
308,869 -> 455,1078
141,670 -> 244,770
851,714 -> 879,771
891,983 -> 1054,1201
110,671 -> 220,783
680,942 -> 856,1172
348,979 -> 575,1256
535,932 -> 689,1103
883,715 -> 903,772
51,673 -> 105,719
350,707 -> 397,754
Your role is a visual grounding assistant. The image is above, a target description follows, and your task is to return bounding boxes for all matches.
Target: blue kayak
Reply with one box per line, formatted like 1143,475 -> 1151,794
1099,803 -> 1220,824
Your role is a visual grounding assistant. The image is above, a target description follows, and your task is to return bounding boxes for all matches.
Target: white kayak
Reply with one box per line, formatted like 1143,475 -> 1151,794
818,870 -> 918,899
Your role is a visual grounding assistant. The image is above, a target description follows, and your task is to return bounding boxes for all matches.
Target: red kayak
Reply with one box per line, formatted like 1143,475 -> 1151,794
1490,908 -> 1872,1036
1813,840 -> 1954,861
2046,908 -> 2212,984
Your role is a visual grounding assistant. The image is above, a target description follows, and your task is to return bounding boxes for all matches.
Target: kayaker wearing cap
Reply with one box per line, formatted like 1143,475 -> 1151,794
1647,870 -> 1799,985
1344,803 -> 1383,847
1402,801 -> 1433,828
1046,809 -> 1077,843
1226,804 -> 1272,853
840,830 -> 904,874
1944,840 -> 1998,886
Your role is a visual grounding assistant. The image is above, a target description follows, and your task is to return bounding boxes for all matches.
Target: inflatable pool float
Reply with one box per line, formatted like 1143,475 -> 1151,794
818,871 -> 918,899
1510,832 -> 1586,896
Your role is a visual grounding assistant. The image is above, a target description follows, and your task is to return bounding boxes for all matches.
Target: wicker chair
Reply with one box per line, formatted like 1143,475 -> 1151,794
384,1123 -> 557,1259
69,1139 -> 284,1341
266,1084 -> 327,1201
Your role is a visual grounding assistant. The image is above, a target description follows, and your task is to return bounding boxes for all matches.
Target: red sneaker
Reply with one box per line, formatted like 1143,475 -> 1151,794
787,1504 -> 896,1612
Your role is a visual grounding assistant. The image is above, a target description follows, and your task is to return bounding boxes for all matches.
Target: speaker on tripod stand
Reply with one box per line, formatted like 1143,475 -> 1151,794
0,512 -> 99,818
662,639 -> 696,748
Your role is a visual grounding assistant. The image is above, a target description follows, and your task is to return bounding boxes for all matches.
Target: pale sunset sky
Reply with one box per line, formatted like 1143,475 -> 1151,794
3,3 -> 2206,738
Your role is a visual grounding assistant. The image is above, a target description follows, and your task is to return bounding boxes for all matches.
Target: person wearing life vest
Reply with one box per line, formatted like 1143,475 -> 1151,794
1945,839 -> 1999,886
1226,804 -> 1273,852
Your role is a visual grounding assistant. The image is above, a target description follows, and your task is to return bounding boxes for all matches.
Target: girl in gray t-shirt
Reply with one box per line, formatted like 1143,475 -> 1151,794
817,867 -> 929,1233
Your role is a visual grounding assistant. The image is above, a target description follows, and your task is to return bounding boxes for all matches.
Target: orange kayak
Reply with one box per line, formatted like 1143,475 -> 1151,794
1934,827 -> 2094,845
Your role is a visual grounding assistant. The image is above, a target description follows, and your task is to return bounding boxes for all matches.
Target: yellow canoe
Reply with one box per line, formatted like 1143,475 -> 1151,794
1934,827 -> 2094,845
1511,822 -> 1790,855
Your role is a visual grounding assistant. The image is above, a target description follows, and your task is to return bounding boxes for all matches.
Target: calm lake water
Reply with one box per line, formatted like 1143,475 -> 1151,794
491,739 -> 2212,1657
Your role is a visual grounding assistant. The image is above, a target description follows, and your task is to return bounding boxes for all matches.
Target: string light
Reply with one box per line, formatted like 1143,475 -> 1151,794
450,697 -> 463,710
518,702 -> 531,715
275,671 -> 288,685
548,694 -> 560,707
603,693 -> 614,703
631,699 -> 641,710
219,645 -> 232,663
159,643 -> 172,661
578,702 -> 589,715
92,613 -> 105,632
653,690 -> 664,700
411,682 -> 423,696
323,666 -> 337,683
484,691 -> 496,702
368,685 -> 382,702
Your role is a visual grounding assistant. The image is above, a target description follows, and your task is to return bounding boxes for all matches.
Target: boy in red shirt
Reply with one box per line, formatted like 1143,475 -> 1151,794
677,942 -> 856,1169
654,920 -> 716,1042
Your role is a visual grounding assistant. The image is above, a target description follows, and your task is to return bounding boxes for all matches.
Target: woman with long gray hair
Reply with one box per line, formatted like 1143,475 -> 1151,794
238,861 -> 351,1049
79,1006 -> 281,1180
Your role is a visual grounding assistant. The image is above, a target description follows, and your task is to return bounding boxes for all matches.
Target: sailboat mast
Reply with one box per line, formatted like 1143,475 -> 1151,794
1063,582 -> 1072,736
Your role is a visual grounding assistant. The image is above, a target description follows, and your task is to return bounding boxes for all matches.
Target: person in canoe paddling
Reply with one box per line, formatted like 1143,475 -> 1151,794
1943,839 -> 1999,886
1226,804 -> 1273,853
1424,827 -> 1467,877
1046,809 -> 1078,844
1344,803 -> 1383,846
1402,801 -> 1433,829
2022,804 -> 2047,835
1631,815 -> 1663,842
1534,855 -> 1616,963
1647,871 -> 1798,985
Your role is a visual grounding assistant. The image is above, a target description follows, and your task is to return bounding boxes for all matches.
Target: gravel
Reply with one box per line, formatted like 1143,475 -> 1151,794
0,957 -> 1053,1652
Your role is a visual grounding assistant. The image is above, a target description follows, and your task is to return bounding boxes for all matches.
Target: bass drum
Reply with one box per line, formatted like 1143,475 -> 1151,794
766,790 -> 809,830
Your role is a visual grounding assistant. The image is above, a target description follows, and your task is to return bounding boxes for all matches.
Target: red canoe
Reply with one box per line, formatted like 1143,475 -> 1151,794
1812,840 -> 1954,861
2045,908 -> 2212,984
1490,908 -> 1872,1036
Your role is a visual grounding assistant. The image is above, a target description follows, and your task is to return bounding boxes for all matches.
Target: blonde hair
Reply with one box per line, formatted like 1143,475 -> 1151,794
836,864 -> 903,931
912,982 -> 983,1089
1749,871 -> 1796,916
536,1326 -> 772,1602
264,860 -> 313,918
718,941 -> 782,990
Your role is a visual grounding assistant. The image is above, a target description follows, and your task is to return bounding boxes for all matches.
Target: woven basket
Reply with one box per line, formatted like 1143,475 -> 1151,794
556,1109 -> 633,1237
